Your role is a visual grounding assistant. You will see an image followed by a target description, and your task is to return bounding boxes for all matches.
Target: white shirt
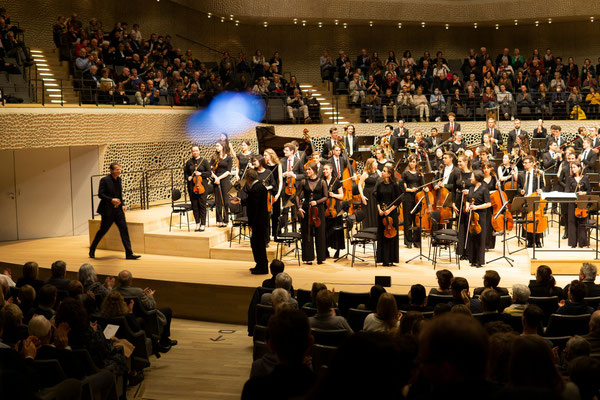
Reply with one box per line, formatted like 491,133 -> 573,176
442,165 -> 454,185
526,170 -> 535,196
583,149 -> 590,160
347,136 -> 354,156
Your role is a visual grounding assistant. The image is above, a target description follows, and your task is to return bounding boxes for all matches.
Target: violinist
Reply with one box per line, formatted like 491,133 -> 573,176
328,144 -> 347,181
532,118 -> 547,139
507,119 -> 526,154
252,155 -> 275,243
546,125 -> 564,150
344,125 -> 359,157
558,151 -> 577,237
296,161 -> 328,265
264,148 -> 283,238
358,158 -> 381,229
518,156 -> 545,248
427,127 -> 444,151
465,170 -> 492,267
481,161 -> 497,250
402,155 -> 425,248
376,164 -> 401,266
573,127 -> 587,152
408,130 -> 428,162
472,147 -> 496,171
211,142 -> 233,227
542,141 -> 562,173
566,161 -> 591,248
380,124 -> 397,159
579,138 -> 598,172
449,131 -> 466,154
497,154 -> 519,186
322,163 -> 345,258
281,142 -> 306,223
184,146 -> 211,232
453,154 -> 473,260
375,146 -> 389,172
482,118 -> 503,146
481,133 -> 498,157
236,140 -> 255,180
322,127 -> 340,159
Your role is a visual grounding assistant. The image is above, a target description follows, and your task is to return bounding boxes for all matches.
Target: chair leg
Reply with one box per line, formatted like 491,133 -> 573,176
351,243 -> 356,267
179,212 -> 182,230
169,213 -> 173,232
373,242 -> 377,267
296,241 -> 300,266
229,224 -> 233,247
186,212 -> 190,232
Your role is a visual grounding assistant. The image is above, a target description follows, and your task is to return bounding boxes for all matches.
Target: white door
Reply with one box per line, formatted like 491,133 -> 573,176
0,150 -> 18,241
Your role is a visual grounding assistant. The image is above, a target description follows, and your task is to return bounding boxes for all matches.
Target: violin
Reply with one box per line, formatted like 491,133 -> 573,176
192,162 -> 205,195
468,206 -> 482,234
381,204 -> 397,239
325,177 -> 338,218
309,194 -> 321,228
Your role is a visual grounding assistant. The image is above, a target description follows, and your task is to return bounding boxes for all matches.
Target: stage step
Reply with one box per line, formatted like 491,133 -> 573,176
144,228 -> 230,258
210,242 -> 279,262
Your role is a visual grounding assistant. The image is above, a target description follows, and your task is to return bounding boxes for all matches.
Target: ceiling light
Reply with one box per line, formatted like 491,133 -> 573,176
294,18 -> 297,24
235,20 -> 239,23
548,18 -> 552,24
220,17 -> 225,22
334,19 -> 339,25
496,24 -> 499,29
514,19 -> 518,25
302,20 -> 306,26
207,13 -> 211,18
318,22 -> 323,27
445,24 -> 449,29
398,22 -> 402,28
421,21 -> 425,28
369,21 -> 373,27
535,20 -> 539,26
592,17 -> 595,22
474,23 -> 478,28
235,23 -> 238,26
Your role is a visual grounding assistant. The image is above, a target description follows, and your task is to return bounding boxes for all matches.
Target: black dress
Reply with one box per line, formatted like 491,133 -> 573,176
267,164 -> 281,238
297,178 -> 328,263
376,160 -> 388,172
184,156 -> 211,225
324,178 -> 345,251
362,172 -> 380,228
455,171 -> 474,256
257,168 -> 274,243
375,180 -> 401,265
567,175 -> 591,248
466,184 -> 491,266
481,176 -> 497,250
213,155 -> 233,223
401,170 -> 424,246
237,152 -> 254,179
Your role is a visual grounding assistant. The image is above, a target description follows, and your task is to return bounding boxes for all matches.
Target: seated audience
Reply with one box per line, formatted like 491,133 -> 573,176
363,293 -> 399,333
286,88 -> 310,123
474,270 -> 509,296
16,261 -> 43,292
584,310 -> 600,353
45,260 -> 71,292
398,310 -> 424,336
17,284 -> 35,318
556,280 -> 594,315
78,263 -> 113,298
529,265 -> 564,299
260,272 -> 298,309
357,285 -> 387,311
479,288 -> 501,313
309,290 -> 353,334
26,284 -> 57,323
560,336 -> 591,375
400,284 -> 431,312
564,263 -> 600,297
429,269 -> 453,295
1,304 -> 28,344
302,282 -> 327,309
100,290 -> 142,333
449,277 -> 482,313
503,284 -> 530,315
261,260 -> 286,289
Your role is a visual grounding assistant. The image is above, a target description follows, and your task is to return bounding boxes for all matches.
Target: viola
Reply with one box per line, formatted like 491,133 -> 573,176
381,204 -> 397,239
468,208 -> 482,234
267,192 -> 273,212
504,165 -> 518,190
192,163 -> 205,195
490,173 -> 514,232
525,183 -> 548,234
310,204 -> 321,227
284,175 -> 296,196
325,177 -> 338,218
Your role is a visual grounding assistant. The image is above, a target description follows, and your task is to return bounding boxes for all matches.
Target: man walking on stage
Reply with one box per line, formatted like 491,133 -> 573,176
89,163 -> 140,260
234,168 -> 269,274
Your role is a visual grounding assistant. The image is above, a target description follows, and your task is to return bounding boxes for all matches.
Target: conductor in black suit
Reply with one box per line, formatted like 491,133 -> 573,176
89,163 -> 140,259
235,168 -> 269,274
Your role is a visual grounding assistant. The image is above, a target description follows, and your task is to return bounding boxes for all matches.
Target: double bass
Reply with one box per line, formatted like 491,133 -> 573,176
339,140 -> 361,215
490,172 -> 514,232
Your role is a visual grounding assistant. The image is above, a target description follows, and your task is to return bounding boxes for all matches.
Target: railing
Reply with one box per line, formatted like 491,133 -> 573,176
90,170 -> 146,219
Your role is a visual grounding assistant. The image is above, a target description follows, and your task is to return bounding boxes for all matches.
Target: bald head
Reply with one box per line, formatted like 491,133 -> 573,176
117,270 -> 132,287
590,310 -> 600,333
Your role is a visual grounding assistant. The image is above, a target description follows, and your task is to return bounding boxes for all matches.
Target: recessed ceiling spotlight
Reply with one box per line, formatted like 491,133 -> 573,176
302,20 -> 306,26
334,19 -> 339,25
548,18 -> 552,24
369,21 -> 373,27
293,18 -> 297,24
514,19 -> 518,25
474,22 -> 478,28
220,17 -> 225,22
318,22 -> 323,27
591,17 -> 595,22
207,13 -> 211,18
495,24 -> 499,29
535,20 -> 539,26
445,24 -> 449,30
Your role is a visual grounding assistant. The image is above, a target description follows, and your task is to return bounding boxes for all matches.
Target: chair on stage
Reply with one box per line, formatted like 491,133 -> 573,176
545,314 -> 591,337
169,189 -> 192,232
348,210 -> 377,268
428,211 -> 460,270
228,200 -> 249,247
273,214 -> 301,266
346,308 -> 372,332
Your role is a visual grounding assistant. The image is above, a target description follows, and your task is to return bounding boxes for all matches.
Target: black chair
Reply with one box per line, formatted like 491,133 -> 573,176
502,313 -> 523,333
253,340 -> 270,361
473,312 -> 504,325
346,308 -> 372,332
311,328 -> 349,346
169,189 -> 192,232
585,296 -> 600,310
349,210 -> 377,267
123,297 -> 162,339
429,211 -> 460,270
274,214 -> 301,266
545,314 -> 591,337
498,295 -> 513,313
296,289 -> 312,308
255,303 -> 274,326
257,286 -> 275,299
33,359 -> 67,389
311,344 -> 337,372
253,325 -> 268,342
337,291 -> 370,318
301,306 -> 318,317
94,315 -> 152,369
528,296 -> 559,326
426,293 -> 453,308
544,336 -> 572,353
229,200 -> 249,246
393,294 -> 410,309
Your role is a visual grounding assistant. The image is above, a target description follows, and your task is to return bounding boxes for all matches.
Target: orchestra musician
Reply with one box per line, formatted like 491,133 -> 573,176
358,158 -> 381,229
236,140 -> 254,179
572,127 -> 587,151
566,161 -> 591,248
558,151 -> 577,237
542,141 -> 562,173
296,161 -> 328,265
264,148 -> 283,239
380,124 -> 397,158
375,146 -> 389,172
184,146 -> 211,232
532,119 -> 547,139
211,142 -> 233,227
465,170 -> 492,268
589,127 -> 600,149
310,151 -> 324,178
507,119 -> 526,154
344,125 -> 359,157
443,112 -> 461,134
322,163 -> 345,258
454,154 -> 474,260
482,118 -> 503,146
281,142 -> 306,226
401,155 -> 424,248
375,164 -> 401,266
546,125 -> 565,149
427,127 -> 444,151
449,131 -> 466,154
392,119 -> 409,149
408,130 -> 428,162
472,147 -> 496,171
328,144 -> 347,181
497,154 -> 519,186
481,161 -> 497,250
579,138 -> 598,172
434,151 -> 460,198
518,156 -> 545,248
431,148 -> 445,171
252,155 -> 276,243
322,127 -> 340,159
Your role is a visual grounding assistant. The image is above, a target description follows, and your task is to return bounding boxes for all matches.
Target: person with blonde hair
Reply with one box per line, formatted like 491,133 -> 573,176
358,157 -> 381,229
363,293 -> 399,333
100,291 -> 141,333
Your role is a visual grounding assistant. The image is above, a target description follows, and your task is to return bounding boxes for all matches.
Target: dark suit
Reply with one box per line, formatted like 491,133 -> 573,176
328,156 -> 347,180
482,128 -> 503,145
591,136 -> 600,149
580,148 -> 598,171
542,151 -> 561,173
392,127 -> 409,149
343,135 -> 359,157
547,135 -> 566,149
321,138 -> 339,159
518,170 -> 545,246
443,122 -> 461,134
426,135 -> 444,151
532,127 -> 547,139
242,181 -> 269,272
506,129 -> 526,154
44,277 -> 71,292
89,174 -> 133,256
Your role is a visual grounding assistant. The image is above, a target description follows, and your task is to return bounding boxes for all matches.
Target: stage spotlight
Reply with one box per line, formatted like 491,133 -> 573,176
186,92 -> 266,138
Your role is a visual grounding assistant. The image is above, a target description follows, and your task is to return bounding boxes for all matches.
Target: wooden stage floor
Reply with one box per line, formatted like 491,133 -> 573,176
0,217 -> 592,324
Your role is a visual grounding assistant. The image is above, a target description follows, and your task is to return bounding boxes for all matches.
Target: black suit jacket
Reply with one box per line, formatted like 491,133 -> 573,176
506,129 -> 526,153
581,149 -> 598,171
532,127 -> 547,138
443,122 -> 461,133
242,181 -> 269,231
96,174 -> 124,216
482,128 -> 503,145
328,156 -> 347,180
280,156 -> 306,184
426,135 -> 444,150
392,127 -> 409,148
518,170 -> 545,194
547,135 -> 566,149
343,135 -> 359,157
321,138 -> 338,159
591,136 -> 600,149
542,151 -> 561,173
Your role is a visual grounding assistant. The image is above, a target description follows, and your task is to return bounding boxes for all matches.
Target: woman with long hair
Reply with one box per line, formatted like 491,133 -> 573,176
465,170 -> 492,267
401,155 -> 424,248
264,148 -> 283,238
376,164 -> 401,266
211,142 -> 233,227
237,140 -> 254,180
498,153 -> 519,186
296,161 -> 328,264
362,293 -> 399,333
455,154 -> 473,260
566,160 -> 591,248
358,158 -> 381,229
322,163 -> 345,258
481,161 -> 497,250
528,265 -> 564,298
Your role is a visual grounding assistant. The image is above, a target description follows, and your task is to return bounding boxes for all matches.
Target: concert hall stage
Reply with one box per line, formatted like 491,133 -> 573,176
0,205 -> 587,325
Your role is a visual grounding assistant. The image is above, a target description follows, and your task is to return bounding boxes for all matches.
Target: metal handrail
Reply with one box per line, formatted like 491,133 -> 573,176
90,170 -> 146,219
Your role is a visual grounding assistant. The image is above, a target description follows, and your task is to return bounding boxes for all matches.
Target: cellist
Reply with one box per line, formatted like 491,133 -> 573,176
184,146 -> 211,232
465,170 -> 492,268
518,156 -> 545,248
566,161 -> 591,248
454,154 -> 474,261
433,151 -> 460,228
497,154 -> 518,187
322,163 -> 345,258
401,155 -> 425,249
481,161 -> 497,250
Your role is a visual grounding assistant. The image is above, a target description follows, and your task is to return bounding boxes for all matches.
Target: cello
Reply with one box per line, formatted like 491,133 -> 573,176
490,172 -> 514,232
414,170 -> 442,233
339,140 -> 361,215
433,165 -> 452,225
524,167 -> 548,235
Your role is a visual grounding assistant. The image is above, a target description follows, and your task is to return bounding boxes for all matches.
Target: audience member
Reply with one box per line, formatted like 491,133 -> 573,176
474,270 -> 509,296
309,290 -> 353,334
400,284 -> 431,312
302,282 -> 327,309
564,263 -> 600,297
529,265 -> 564,299
1,304 -> 28,344
487,332 -> 517,386
429,269 -> 453,295
363,293 -> 399,333
357,284 -> 386,311
17,284 -> 36,318
45,260 -> 71,292
78,263 -> 113,297
16,262 -> 43,292
584,310 -> 600,353
260,272 -> 298,309
27,284 -> 57,322
449,277 -> 482,313
480,288 -> 501,313
503,284 -> 530,315
556,280 -> 594,315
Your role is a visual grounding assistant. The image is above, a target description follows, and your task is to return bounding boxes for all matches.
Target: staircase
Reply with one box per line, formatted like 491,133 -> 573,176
300,82 -> 351,124
30,48 -> 78,105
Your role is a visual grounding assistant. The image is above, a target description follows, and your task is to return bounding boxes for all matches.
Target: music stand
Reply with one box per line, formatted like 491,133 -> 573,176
531,138 -> 546,151
352,150 -> 373,163
488,189 -> 519,267
508,195 -> 535,254
406,196 -> 434,264
545,173 -> 560,226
